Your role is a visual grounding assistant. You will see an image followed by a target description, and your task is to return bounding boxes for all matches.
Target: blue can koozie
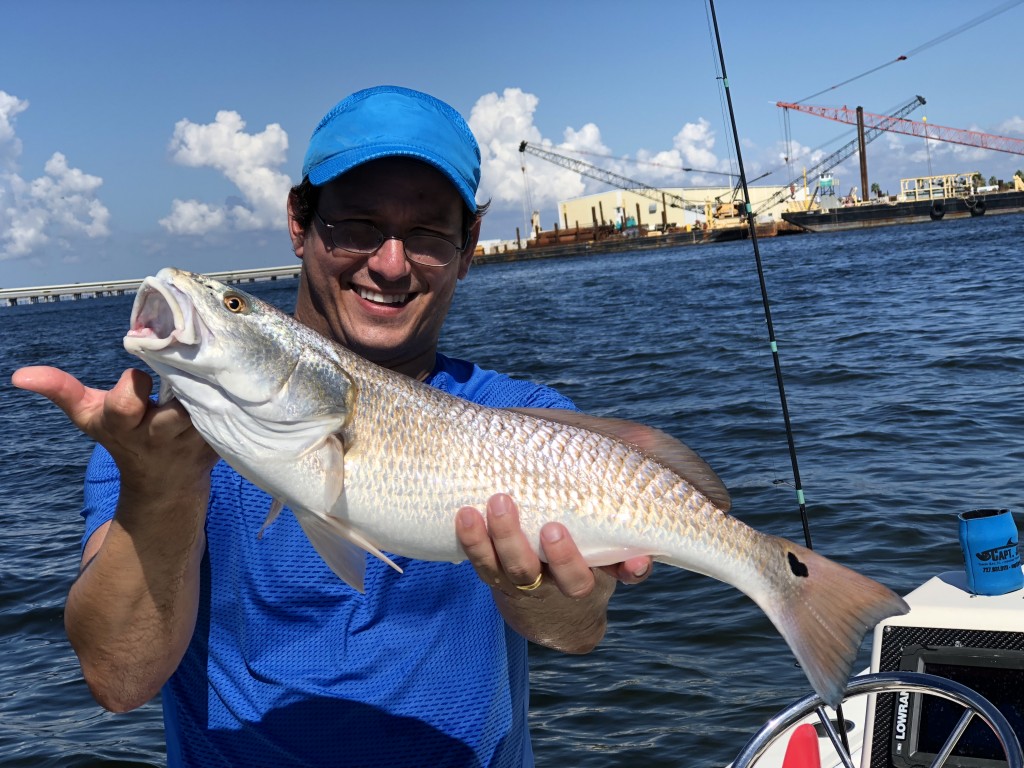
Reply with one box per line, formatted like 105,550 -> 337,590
958,508 -> 1024,595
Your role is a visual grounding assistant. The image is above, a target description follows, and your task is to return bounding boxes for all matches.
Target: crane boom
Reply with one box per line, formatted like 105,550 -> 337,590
517,141 -> 704,215
777,100 -> 1024,156
754,95 -> 926,215
520,96 -> 925,225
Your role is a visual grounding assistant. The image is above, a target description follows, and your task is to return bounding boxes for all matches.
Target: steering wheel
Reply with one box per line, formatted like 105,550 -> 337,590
731,671 -> 1023,768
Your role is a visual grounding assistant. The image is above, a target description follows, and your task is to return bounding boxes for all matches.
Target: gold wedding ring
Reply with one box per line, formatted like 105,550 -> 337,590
515,572 -> 544,591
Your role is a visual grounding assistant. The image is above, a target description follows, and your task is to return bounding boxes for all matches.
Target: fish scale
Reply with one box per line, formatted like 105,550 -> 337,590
123,267 -> 910,709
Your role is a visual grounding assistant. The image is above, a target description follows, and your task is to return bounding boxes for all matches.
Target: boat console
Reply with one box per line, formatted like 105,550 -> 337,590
732,571 -> 1024,767
864,571 -> 1024,768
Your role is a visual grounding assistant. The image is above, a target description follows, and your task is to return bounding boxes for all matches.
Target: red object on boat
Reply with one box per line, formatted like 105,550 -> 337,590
781,723 -> 821,768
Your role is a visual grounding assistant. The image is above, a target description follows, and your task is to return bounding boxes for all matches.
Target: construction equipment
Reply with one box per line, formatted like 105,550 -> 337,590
777,101 -> 1024,157
753,95 -> 927,216
517,141 -> 707,221
519,95 -> 928,227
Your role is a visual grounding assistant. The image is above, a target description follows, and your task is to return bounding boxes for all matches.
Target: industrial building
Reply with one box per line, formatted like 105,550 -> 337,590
548,183 -> 804,234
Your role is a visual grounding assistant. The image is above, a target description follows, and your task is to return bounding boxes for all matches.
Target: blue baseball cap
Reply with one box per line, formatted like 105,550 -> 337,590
302,85 -> 480,213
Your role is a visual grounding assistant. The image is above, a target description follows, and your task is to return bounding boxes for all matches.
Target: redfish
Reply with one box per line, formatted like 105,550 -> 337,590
123,267 -> 908,707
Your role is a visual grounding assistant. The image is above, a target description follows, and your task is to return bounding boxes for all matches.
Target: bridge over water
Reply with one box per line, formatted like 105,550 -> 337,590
0,265 -> 301,307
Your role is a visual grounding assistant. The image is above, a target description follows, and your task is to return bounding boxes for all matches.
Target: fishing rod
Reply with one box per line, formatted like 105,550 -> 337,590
706,2 -> 856,752
705,1 -> 812,551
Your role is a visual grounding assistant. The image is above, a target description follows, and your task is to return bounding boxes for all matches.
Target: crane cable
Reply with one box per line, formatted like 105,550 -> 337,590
778,96 -> 929,195
544,146 -> 736,179
793,0 -> 1024,105
520,155 -> 534,241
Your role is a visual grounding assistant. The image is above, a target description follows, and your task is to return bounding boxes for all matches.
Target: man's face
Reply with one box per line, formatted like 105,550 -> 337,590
291,157 -> 477,379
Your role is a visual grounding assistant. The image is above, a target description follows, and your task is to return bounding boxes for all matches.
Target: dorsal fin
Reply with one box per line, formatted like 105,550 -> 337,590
509,408 -> 731,512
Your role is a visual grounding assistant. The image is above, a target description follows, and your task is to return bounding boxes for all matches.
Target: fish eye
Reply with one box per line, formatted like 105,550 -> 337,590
223,293 -> 249,314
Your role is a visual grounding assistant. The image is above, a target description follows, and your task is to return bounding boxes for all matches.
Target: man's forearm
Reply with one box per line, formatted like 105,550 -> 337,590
65,487 -> 207,712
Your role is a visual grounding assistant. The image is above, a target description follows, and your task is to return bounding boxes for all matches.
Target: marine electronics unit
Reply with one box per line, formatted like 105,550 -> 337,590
864,571 -> 1024,768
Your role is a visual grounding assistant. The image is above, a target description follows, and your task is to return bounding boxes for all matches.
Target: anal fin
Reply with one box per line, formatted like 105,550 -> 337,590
257,498 -> 285,539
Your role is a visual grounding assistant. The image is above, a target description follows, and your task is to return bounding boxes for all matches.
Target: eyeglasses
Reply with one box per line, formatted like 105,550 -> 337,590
313,211 -> 467,267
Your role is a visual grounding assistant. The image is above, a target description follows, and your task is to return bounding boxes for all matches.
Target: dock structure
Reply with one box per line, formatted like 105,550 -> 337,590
0,265 -> 301,307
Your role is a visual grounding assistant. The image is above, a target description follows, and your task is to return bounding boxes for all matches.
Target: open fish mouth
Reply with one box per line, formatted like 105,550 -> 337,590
124,271 -> 200,351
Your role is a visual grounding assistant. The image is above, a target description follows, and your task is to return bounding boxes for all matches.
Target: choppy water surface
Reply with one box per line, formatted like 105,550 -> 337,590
2,214 -> 1022,766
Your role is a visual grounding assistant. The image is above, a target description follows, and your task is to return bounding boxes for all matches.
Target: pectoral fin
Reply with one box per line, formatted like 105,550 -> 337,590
301,434 -> 346,513
510,407 -> 731,512
256,433 -> 346,539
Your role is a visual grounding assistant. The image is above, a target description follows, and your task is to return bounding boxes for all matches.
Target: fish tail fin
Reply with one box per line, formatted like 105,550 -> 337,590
756,538 -> 909,709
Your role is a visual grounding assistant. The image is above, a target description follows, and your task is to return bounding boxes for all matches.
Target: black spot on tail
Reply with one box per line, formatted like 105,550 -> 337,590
787,552 -> 809,578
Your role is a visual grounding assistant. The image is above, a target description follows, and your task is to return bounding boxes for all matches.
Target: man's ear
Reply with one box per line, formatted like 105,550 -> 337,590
457,216 -> 482,279
287,193 -> 306,259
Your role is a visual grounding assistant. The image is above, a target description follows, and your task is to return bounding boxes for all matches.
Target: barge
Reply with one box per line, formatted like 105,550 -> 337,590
782,172 -> 1024,233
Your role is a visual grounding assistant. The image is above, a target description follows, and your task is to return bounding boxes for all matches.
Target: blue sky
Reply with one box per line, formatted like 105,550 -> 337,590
2,0 -> 1022,288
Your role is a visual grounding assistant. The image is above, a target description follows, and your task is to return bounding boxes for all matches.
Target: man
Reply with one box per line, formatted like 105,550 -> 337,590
13,85 -> 651,767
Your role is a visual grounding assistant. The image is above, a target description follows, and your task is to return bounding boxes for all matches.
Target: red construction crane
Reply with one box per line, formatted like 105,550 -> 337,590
776,101 -> 1024,156
754,95 -> 925,214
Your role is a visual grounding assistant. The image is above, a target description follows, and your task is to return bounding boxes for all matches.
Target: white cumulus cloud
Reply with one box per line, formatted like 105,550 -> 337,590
160,110 -> 292,235
0,91 -> 28,169
631,118 -> 732,186
998,115 -> 1024,136
0,91 -> 111,262
161,199 -> 227,235
469,88 -> 585,211
468,88 -> 733,227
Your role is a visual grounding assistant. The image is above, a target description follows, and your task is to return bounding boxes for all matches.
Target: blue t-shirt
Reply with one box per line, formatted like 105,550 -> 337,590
81,354 -> 575,768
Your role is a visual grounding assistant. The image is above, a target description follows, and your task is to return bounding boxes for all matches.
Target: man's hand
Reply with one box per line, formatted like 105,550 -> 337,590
12,366 -> 217,487
12,365 -> 216,711
456,493 -> 652,652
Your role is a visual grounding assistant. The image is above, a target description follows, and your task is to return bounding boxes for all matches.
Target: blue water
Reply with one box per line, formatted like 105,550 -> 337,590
2,214 -> 1023,766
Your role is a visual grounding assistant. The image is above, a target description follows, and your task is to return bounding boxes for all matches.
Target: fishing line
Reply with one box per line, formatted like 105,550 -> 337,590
702,3 -> 739,183
553,146 -> 736,178
706,1 -> 811,552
